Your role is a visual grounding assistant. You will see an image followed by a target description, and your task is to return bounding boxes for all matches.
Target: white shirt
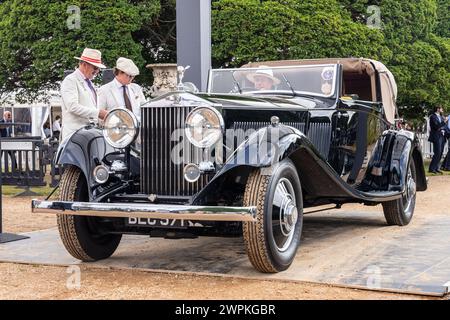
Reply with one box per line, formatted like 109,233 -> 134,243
52,119 -> 61,132
76,69 -> 98,105
98,78 -> 146,122
113,78 -> 131,107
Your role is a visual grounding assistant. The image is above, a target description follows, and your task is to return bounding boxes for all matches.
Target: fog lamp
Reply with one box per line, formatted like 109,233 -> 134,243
184,163 -> 201,183
93,165 -> 109,184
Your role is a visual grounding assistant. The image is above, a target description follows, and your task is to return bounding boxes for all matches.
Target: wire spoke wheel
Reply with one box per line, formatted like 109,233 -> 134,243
272,178 -> 298,252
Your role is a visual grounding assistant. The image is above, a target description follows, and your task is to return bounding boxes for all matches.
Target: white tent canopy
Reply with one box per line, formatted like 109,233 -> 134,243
0,90 -> 62,138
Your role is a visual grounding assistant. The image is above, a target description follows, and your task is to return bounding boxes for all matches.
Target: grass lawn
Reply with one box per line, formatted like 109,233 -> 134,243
423,159 -> 450,176
1,165 -> 57,197
1,185 -> 56,197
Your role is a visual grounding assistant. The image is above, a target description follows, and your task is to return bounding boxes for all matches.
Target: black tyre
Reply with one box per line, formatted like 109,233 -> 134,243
382,159 -> 417,226
243,159 -> 303,273
57,165 -> 122,261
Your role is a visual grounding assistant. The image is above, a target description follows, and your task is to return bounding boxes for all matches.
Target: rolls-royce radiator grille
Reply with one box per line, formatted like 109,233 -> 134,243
140,108 -> 332,198
141,106 -> 211,197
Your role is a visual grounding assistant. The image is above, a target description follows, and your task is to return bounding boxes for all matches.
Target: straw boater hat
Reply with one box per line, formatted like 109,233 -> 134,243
246,66 -> 280,85
74,48 -> 106,69
115,57 -> 140,77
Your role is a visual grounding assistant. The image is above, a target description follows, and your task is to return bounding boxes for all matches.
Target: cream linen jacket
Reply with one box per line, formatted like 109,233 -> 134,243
60,69 -> 99,141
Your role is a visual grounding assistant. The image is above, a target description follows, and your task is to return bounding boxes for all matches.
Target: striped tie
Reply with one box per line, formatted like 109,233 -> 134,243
85,79 -> 97,104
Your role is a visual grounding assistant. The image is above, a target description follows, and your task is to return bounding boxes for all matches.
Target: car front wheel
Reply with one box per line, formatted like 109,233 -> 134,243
243,159 -> 303,273
57,165 -> 122,261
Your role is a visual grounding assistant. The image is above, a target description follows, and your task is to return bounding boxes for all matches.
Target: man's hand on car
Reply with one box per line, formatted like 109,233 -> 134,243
98,109 -> 108,120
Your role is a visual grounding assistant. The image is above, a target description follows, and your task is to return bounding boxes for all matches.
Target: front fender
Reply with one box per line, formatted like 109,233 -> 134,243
56,126 -> 116,190
192,124 -> 325,205
223,124 -> 322,168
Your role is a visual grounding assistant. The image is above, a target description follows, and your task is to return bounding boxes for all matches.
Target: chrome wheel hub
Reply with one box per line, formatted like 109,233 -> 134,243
282,202 -> 298,235
272,178 -> 298,252
403,166 -> 416,217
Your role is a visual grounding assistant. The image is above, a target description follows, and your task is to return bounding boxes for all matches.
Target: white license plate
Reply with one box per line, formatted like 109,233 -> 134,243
126,217 -> 203,228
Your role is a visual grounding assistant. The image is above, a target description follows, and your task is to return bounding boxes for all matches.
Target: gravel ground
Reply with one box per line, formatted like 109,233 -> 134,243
0,263 -> 433,300
0,175 -> 448,300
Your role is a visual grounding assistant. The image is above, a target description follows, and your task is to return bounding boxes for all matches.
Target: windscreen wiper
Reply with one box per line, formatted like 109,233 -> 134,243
231,73 -> 242,94
281,73 -> 296,97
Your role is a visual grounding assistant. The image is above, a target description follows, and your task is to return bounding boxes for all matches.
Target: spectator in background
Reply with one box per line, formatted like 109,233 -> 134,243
52,115 -> 61,141
0,110 -> 16,167
428,106 -> 447,174
0,111 -> 12,137
43,121 -> 51,138
405,122 -> 412,131
441,112 -> 450,171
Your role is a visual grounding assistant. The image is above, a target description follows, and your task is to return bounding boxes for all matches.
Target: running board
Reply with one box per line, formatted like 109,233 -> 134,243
358,190 -> 403,200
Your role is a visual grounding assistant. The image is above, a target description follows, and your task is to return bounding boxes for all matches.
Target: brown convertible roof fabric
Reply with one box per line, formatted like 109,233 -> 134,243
242,58 -> 397,124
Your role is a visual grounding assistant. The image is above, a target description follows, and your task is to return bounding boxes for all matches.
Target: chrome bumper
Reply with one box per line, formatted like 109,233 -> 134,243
31,200 -> 257,222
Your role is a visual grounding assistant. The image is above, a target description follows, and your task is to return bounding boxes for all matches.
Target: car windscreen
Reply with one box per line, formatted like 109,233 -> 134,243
208,64 -> 338,98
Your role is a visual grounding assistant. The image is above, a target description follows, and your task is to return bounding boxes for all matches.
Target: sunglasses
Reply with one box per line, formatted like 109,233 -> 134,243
83,62 -> 99,71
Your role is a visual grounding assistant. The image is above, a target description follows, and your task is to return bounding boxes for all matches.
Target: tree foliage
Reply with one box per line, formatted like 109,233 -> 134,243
134,0 -> 177,64
435,0 -> 449,37
0,0 -> 447,122
338,0 -> 448,119
212,0 -> 390,67
0,0 -> 160,101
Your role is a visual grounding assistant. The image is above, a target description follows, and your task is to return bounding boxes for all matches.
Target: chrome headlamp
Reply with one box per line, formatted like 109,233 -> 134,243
185,106 -> 224,148
103,108 -> 139,149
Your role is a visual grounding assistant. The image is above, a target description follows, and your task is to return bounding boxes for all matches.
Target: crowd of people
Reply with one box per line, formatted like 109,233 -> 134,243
428,105 -> 450,173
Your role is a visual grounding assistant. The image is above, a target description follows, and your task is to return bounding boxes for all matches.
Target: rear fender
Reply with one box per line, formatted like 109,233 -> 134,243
360,130 -> 427,192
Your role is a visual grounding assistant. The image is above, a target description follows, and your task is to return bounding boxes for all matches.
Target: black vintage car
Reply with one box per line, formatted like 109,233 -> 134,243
32,58 -> 427,273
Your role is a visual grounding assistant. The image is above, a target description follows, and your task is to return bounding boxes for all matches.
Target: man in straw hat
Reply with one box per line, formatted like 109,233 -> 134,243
246,66 -> 280,91
98,57 -> 146,121
60,48 -> 108,141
